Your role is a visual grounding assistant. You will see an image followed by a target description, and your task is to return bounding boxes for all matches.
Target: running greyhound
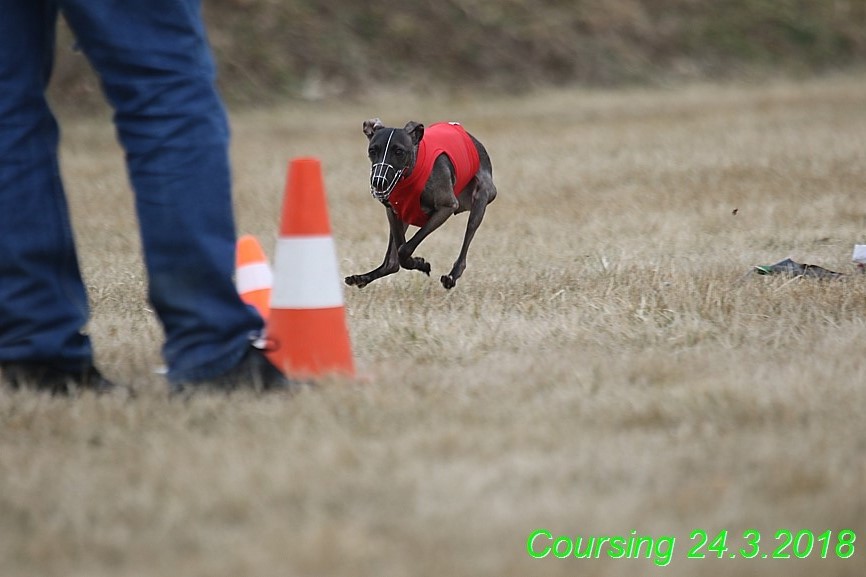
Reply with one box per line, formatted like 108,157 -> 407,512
345,118 -> 497,290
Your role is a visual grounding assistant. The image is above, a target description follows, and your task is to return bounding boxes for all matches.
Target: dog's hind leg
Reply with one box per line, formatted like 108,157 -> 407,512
397,201 -> 458,276
441,174 -> 497,289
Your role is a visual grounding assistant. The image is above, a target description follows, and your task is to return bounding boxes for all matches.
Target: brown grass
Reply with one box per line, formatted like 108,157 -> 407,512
2,75 -> 866,576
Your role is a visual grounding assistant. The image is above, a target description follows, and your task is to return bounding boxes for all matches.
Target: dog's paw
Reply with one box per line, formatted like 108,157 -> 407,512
440,275 -> 456,289
401,256 -> 431,275
344,275 -> 369,288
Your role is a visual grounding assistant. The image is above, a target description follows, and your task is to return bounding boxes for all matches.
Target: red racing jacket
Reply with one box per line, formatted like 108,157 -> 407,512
387,122 -> 480,227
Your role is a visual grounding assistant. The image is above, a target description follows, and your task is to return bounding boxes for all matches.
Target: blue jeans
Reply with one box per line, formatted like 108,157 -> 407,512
0,1 -> 263,382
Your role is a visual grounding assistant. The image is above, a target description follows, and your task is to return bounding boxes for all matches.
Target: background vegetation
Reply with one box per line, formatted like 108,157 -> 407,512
50,0 -> 866,107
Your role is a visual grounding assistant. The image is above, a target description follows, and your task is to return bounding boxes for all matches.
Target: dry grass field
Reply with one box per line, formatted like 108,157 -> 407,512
2,75 -> 866,576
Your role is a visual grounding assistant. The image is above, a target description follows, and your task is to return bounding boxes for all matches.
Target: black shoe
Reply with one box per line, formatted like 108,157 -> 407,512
169,347 -> 305,395
1,361 -> 117,395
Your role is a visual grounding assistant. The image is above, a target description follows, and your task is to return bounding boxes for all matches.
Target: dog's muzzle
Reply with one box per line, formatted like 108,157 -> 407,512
370,162 -> 403,203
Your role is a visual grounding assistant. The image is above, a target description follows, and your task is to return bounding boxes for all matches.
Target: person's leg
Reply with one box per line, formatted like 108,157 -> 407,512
0,1 -> 95,372
58,0 -> 265,383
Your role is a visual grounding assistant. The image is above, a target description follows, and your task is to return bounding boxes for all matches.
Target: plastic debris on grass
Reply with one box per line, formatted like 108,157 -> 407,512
753,258 -> 844,280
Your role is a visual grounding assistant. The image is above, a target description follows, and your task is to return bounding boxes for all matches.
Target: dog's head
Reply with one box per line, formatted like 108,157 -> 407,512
363,118 -> 424,203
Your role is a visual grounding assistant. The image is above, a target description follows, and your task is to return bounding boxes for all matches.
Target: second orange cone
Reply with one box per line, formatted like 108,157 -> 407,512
235,234 -> 273,321
266,157 -> 355,380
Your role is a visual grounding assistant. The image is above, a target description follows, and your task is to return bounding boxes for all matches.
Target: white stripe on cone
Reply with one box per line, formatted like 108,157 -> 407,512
271,236 -> 344,309
235,262 -> 273,294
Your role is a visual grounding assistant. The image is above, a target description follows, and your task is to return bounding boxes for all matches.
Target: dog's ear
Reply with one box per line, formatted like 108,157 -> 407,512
404,121 -> 425,146
362,118 -> 385,140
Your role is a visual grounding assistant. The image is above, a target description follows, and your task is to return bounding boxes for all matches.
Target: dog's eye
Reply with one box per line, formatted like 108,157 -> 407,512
368,147 -> 377,157
393,148 -> 404,157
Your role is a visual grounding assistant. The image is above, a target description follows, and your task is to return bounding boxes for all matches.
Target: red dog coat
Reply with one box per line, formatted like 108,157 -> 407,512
387,122 -> 480,227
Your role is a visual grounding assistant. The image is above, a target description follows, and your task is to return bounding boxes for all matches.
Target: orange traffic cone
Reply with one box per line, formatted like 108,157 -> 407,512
235,234 -> 273,321
266,157 -> 355,379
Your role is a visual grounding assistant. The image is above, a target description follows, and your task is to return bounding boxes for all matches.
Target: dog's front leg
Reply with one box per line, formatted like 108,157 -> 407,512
345,208 -> 408,288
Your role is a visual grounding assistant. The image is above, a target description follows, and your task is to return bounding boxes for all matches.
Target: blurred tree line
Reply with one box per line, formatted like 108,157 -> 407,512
50,0 -> 866,108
